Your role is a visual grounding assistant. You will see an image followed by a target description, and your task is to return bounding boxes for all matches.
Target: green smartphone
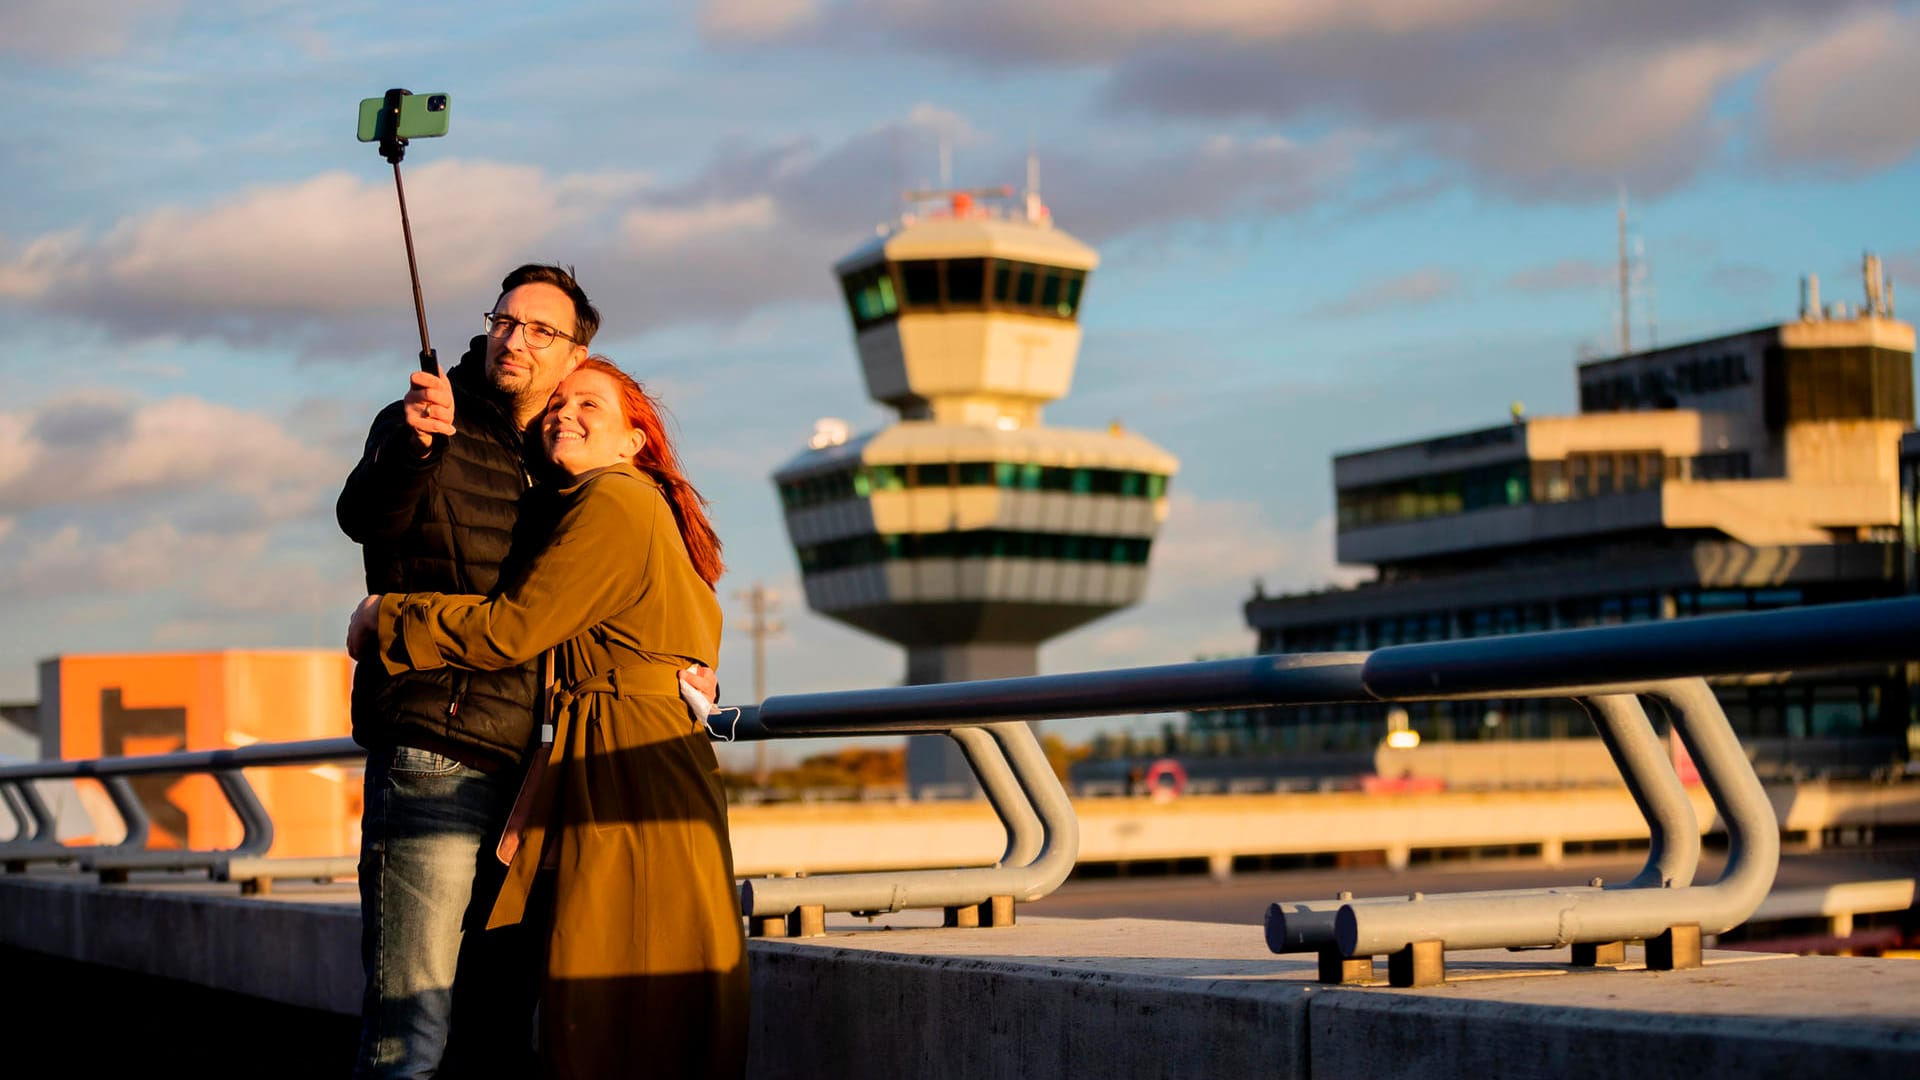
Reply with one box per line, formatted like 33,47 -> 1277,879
356,92 -> 451,142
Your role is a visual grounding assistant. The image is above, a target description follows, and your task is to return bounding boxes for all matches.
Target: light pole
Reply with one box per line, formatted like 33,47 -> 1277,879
736,582 -> 783,786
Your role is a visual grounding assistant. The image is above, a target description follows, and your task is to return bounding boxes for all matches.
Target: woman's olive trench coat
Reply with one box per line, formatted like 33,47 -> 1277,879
376,463 -> 746,1078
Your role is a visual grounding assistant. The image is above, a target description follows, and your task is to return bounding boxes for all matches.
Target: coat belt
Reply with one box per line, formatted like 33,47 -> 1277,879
549,661 -> 685,718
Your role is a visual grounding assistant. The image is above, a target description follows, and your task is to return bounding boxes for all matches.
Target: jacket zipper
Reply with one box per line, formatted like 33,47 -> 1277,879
448,672 -> 470,722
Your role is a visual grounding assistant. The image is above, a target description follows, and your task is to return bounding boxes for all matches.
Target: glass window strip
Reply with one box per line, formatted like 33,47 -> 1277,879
794,529 -> 1156,570
779,465 -> 1176,509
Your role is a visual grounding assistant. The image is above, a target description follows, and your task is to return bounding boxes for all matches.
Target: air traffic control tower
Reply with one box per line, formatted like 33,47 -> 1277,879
773,185 -> 1178,788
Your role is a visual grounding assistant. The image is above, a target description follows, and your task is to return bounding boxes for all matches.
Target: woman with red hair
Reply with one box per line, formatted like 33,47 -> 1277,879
349,357 -> 745,1077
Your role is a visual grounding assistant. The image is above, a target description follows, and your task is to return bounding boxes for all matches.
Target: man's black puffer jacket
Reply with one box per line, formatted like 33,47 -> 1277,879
337,338 -> 542,772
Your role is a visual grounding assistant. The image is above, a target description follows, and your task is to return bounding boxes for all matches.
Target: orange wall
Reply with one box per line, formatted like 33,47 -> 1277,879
52,651 -> 357,857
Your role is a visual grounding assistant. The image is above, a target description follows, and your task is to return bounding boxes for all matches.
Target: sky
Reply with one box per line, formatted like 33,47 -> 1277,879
3,0 -> 1919,765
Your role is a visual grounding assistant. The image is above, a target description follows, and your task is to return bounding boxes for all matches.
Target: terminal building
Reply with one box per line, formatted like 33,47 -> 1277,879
773,184 -> 1178,787
1206,255 -> 1916,778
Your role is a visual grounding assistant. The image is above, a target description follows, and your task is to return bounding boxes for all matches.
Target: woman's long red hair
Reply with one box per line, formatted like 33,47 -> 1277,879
574,357 -> 724,587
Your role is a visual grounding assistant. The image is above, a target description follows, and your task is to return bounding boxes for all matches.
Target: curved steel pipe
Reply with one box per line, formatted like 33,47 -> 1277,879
1,783 -> 32,842
950,725 -> 1041,868
101,776 -> 150,851
1267,691 -> 1701,955
740,721 -> 1079,917
1331,679 -> 1778,956
1582,693 -> 1698,890
215,769 -> 276,858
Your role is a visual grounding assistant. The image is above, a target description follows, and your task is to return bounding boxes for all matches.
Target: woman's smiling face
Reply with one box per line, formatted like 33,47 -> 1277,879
542,369 -> 644,478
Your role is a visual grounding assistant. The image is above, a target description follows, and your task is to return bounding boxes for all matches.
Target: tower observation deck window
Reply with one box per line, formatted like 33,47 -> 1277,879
881,258 -> 1087,321
900,261 -> 940,307
946,260 -> 985,303
795,529 -> 1154,571
777,462 -> 1174,510
841,263 -> 899,331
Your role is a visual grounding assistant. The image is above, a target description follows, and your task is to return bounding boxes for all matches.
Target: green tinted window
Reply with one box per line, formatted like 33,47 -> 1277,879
993,261 -> 1014,302
841,264 -> 900,330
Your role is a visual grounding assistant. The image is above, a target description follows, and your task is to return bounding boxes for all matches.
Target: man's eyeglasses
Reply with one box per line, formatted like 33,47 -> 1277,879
482,313 -> 578,349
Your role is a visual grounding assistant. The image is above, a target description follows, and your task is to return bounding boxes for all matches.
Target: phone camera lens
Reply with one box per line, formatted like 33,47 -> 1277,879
427,95 -> 447,111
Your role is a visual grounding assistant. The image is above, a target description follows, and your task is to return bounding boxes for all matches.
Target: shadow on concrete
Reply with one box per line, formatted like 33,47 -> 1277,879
3,945 -> 358,1078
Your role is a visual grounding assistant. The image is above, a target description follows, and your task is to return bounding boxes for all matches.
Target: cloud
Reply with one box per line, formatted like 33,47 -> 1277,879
0,387 -> 365,662
1310,268 -> 1460,319
1,110 -> 1368,351
0,392 -> 337,523
713,0 -> 1889,198
1036,132 -> 1367,242
0,161 -> 623,353
6,520 -> 269,597
700,0 -> 821,40
702,0 -> 1570,63
0,0 -> 180,62
1759,7 -> 1920,172
1506,258 -> 1612,293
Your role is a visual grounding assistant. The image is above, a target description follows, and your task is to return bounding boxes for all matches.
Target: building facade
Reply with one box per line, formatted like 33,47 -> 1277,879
1219,258 -> 1916,778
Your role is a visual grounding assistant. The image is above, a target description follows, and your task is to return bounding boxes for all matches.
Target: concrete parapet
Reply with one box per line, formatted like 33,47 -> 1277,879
2,875 -> 1917,1077
752,916 -> 1920,1079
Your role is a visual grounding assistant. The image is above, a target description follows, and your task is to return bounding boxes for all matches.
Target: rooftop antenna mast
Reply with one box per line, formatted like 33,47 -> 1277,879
1637,236 -> 1658,349
1617,186 -> 1632,355
1025,149 -> 1043,223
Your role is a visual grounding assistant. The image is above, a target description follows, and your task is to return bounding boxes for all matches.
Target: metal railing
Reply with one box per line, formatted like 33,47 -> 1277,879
4,596 -> 1920,972
0,737 -> 357,889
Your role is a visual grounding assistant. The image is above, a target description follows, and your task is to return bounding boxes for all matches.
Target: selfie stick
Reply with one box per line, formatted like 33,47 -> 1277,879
377,88 -> 438,376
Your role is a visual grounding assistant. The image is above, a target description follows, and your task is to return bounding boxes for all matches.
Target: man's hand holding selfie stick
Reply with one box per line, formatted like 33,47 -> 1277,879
358,89 -> 459,449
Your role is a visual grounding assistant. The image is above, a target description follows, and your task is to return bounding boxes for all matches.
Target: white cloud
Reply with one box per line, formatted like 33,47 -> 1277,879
700,0 -> 822,40
0,0 -> 180,61
713,0 -> 1892,198
7,520 -> 268,596
702,0 -> 1571,58
1760,7 -> 1920,171
0,161 -> 616,347
1,109 -> 1369,351
0,388 -> 366,669
621,196 -> 777,248
0,392 -> 336,522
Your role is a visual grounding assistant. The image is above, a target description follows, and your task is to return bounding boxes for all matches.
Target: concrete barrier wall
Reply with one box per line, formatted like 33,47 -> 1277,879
5,877 -> 1917,1078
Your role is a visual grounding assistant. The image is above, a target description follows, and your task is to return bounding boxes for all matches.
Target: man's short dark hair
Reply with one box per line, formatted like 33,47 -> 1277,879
497,263 -> 601,346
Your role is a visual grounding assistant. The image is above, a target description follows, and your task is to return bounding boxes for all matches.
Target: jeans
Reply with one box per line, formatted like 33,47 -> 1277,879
353,744 -> 538,1079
